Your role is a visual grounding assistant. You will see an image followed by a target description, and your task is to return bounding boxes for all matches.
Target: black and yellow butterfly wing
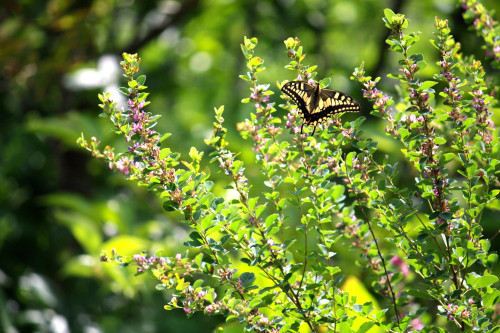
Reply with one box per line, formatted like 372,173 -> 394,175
281,81 -> 360,135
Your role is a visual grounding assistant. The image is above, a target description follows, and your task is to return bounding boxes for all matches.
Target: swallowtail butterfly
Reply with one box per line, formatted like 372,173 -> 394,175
281,80 -> 360,135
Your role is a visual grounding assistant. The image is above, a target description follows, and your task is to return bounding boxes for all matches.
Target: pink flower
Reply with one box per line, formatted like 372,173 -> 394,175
390,256 -> 410,277
410,317 -> 424,330
134,254 -> 145,262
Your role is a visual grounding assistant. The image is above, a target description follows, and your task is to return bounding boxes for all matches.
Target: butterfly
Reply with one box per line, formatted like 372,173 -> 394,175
281,80 -> 360,135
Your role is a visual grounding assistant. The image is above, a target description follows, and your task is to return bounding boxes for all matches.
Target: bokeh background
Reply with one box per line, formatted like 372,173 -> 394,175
1,0 -> 499,332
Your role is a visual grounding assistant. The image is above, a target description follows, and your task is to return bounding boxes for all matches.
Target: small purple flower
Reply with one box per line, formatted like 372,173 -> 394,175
131,122 -> 143,132
133,111 -> 144,121
134,254 -> 146,262
116,158 -> 130,175
137,100 -> 145,109
352,157 -> 360,169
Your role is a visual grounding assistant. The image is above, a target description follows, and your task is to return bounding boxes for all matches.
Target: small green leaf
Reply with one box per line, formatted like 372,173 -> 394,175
409,53 -> 424,63
193,279 -> 204,289
239,272 -> 256,287
419,80 -> 437,91
357,321 -> 376,333
163,200 -> 178,211
264,214 -> 279,228
118,87 -> 130,95
467,272 -> 499,288
137,75 -> 146,86
160,133 -> 172,142
435,137 -> 446,145
384,8 -> 396,21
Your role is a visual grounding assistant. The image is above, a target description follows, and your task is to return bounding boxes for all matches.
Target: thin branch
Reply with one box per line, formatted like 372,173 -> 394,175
343,158 -> 401,326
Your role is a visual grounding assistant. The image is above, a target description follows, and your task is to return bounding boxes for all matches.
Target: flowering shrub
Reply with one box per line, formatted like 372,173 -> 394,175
79,7 -> 499,333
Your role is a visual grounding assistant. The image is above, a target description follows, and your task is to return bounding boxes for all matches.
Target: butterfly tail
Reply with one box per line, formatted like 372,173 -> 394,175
311,125 -> 317,136
300,123 -> 305,134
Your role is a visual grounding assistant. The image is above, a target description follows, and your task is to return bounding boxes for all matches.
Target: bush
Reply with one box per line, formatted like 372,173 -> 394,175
79,6 -> 499,333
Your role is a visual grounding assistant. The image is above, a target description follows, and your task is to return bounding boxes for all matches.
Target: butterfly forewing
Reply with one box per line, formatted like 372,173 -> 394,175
281,81 -> 314,116
281,80 -> 360,134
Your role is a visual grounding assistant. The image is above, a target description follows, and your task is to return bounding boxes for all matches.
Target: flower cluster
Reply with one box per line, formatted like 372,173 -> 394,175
171,287 -> 218,315
131,252 -> 196,275
133,253 -> 166,273
250,84 -> 271,106
217,150 -> 247,183
352,64 -> 394,130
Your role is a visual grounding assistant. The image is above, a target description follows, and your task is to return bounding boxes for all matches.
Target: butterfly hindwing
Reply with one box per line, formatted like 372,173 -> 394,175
281,80 -> 360,134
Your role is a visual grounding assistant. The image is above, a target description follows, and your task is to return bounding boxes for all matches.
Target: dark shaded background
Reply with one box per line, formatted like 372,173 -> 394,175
1,0 -> 498,332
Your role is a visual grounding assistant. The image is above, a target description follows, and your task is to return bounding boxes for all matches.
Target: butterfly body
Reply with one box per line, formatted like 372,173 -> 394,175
281,81 -> 360,135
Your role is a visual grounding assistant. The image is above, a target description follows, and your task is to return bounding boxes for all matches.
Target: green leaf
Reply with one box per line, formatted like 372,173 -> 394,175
137,75 -> 146,86
163,200 -> 178,211
264,214 -> 279,228
184,240 -> 202,248
159,148 -> 171,160
351,116 -> 366,129
160,133 -> 172,142
467,272 -> 499,288
137,92 -> 149,102
255,204 -> 266,218
193,279 -> 204,289
239,272 -> 256,287
441,153 -> 455,164
387,73 -> 403,81
482,288 -> 500,307
398,127 -> 410,140
118,87 -> 130,95
419,80 -> 437,91
357,322 -> 376,333
434,137 -> 446,145
248,296 -> 262,308
409,53 -> 424,63
407,288 -> 432,299
384,8 -> 396,21
201,214 -> 216,232
337,322 -> 353,333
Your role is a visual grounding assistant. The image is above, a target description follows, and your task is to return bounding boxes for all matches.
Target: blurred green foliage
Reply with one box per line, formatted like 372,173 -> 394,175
0,0 -> 498,332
